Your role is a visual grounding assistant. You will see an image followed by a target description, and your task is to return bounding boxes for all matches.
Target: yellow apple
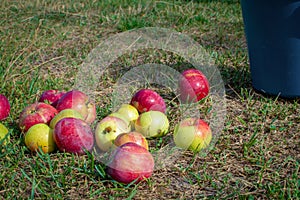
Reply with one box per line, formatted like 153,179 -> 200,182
25,123 -> 56,153
49,109 -> 84,129
0,123 -> 9,145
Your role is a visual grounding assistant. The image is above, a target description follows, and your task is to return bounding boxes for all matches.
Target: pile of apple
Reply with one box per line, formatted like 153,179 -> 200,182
0,94 -> 11,145
19,90 -> 96,154
18,68 -> 213,184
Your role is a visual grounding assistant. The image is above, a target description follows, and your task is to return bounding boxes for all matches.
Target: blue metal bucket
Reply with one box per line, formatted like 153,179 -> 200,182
241,0 -> 300,98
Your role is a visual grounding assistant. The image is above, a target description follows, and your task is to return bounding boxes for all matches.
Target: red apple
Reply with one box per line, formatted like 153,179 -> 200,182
173,118 -> 212,153
19,102 -> 58,132
56,90 -> 96,124
130,89 -> 166,113
38,89 -> 66,107
107,142 -> 154,184
0,94 -> 10,121
179,69 -> 210,103
114,131 -> 149,150
53,117 -> 94,155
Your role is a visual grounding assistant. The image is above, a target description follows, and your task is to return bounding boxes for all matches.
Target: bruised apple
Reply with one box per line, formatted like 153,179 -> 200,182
0,94 -> 10,121
130,89 -> 166,113
53,118 -> 94,155
95,116 -> 130,152
19,102 -> 58,132
173,118 -> 212,153
107,142 -> 154,184
114,132 -> 149,150
38,89 -> 65,107
56,90 -> 96,124
179,68 -> 210,103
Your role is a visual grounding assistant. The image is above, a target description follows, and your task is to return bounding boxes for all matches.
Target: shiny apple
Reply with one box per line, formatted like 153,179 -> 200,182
173,118 -> 212,153
19,102 -> 58,132
130,89 -> 166,113
114,131 -> 149,150
0,94 -> 10,121
107,142 -> 154,184
53,117 -> 94,155
38,89 -> 66,107
56,90 -> 96,124
179,68 -> 210,103
135,110 -> 169,138
95,116 -> 131,152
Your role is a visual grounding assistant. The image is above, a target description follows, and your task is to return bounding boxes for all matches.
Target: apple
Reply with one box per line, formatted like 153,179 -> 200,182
116,104 -> 139,122
0,122 -> 9,145
38,89 -> 66,107
95,116 -> 131,152
19,102 -> 58,132
107,142 -> 154,184
108,112 -> 131,128
56,90 -> 96,124
114,131 -> 149,150
53,117 -> 94,155
130,89 -> 166,113
173,118 -> 212,153
0,94 -> 10,121
135,110 -> 169,138
24,123 -> 56,153
112,104 -> 139,129
49,108 -> 84,129
179,68 -> 210,103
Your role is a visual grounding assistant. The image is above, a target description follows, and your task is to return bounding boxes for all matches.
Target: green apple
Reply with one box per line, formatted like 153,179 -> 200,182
25,123 -> 56,153
49,109 -> 84,129
95,116 -> 131,152
173,118 -> 212,153
0,123 -> 9,145
135,110 -> 169,138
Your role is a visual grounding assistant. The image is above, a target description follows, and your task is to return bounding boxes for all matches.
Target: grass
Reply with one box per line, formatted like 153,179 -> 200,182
0,0 -> 299,199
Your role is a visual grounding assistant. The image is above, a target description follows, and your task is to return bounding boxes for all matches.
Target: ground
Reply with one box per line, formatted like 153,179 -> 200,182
0,0 -> 299,199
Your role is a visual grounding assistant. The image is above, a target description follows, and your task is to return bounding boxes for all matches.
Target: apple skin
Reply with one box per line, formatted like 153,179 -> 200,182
107,142 -> 154,184
25,123 -> 56,153
135,110 -> 169,138
19,102 -> 58,132
173,118 -> 212,153
130,89 -> 166,113
53,117 -> 94,155
0,94 -> 10,121
0,122 -> 9,145
49,109 -> 84,129
179,69 -> 210,103
56,90 -> 96,124
38,89 -> 66,107
114,132 -> 149,150
95,116 -> 131,152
